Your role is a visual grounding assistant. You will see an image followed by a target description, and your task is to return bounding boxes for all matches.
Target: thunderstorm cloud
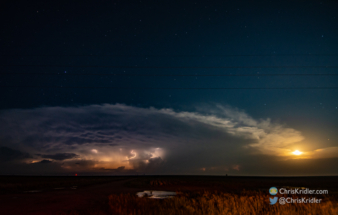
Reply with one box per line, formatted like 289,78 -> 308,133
0,104 -> 337,175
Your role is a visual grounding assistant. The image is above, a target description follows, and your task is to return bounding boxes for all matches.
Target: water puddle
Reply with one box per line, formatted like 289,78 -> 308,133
136,190 -> 176,199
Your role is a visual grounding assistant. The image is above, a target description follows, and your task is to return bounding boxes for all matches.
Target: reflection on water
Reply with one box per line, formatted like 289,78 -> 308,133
136,190 -> 176,199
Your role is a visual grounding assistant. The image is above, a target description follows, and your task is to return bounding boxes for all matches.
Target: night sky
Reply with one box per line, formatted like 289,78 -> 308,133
0,0 -> 338,176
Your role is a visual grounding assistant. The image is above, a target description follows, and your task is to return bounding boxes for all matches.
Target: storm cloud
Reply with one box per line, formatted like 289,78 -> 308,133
0,146 -> 31,162
37,153 -> 79,161
0,104 -> 336,175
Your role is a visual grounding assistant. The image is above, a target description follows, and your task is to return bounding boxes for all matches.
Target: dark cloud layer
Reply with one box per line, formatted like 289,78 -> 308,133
37,159 -> 53,164
37,153 -> 79,161
0,104 -> 337,176
0,146 -> 31,162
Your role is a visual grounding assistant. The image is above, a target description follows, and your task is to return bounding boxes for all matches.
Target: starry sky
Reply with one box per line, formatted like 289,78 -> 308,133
0,0 -> 338,176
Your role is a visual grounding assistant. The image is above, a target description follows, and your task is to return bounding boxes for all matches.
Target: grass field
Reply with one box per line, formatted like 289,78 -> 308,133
108,191 -> 338,215
0,176 -> 126,194
1,176 -> 337,214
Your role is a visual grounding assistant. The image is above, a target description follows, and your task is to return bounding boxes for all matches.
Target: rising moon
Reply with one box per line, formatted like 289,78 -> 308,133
292,150 -> 302,155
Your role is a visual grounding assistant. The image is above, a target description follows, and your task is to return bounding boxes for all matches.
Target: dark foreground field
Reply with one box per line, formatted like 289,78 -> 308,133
0,176 -> 337,215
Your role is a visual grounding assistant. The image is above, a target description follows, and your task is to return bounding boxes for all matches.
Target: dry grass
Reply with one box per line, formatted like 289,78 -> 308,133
108,191 -> 338,215
149,179 -> 173,186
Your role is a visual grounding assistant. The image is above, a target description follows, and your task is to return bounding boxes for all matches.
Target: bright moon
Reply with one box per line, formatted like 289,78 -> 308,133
292,150 -> 302,155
